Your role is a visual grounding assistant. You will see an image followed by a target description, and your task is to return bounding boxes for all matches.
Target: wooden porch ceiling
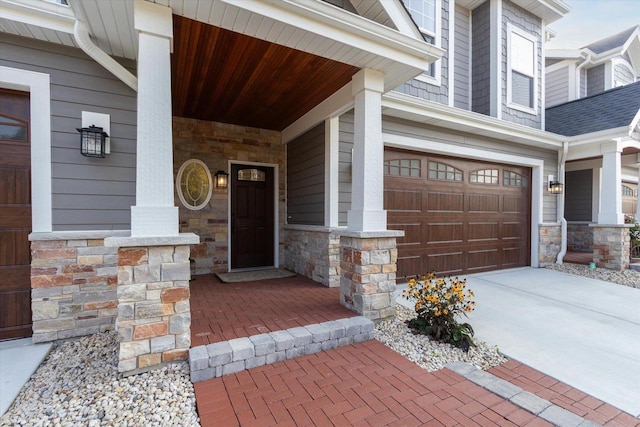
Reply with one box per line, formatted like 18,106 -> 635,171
171,16 -> 360,131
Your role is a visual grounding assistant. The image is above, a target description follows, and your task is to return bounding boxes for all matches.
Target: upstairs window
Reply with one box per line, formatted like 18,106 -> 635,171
402,0 -> 440,80
507,25 -> 537,113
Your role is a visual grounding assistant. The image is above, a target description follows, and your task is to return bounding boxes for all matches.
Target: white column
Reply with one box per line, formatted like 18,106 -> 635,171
324,116 -> 339,227
636,166 -> 640,221
598,142 -> 624,225
130,0 -> 178,237
347,68 -> 386,232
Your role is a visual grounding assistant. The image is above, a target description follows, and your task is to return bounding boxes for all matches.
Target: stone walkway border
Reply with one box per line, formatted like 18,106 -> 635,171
189,316 -> 374,382
447,361 -> 600,427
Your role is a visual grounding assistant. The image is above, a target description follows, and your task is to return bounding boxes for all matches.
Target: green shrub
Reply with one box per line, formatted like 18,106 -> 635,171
402,273 -> 477,352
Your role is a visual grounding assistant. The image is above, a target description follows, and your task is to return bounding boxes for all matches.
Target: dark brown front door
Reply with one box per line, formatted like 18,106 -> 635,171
231,164 -> 274,269
0,89 -> 32,340
385,149 -> 531,280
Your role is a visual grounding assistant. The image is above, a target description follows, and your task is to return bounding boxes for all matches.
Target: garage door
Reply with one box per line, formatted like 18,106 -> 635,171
384,149 -> 531,280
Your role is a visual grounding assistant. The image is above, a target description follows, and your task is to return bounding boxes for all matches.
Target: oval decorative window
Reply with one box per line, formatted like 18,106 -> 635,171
176,159 -> 213,210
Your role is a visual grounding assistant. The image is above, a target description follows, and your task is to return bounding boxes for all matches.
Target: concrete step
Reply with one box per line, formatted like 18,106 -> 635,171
630,263 -> 640,272
189,316 -> 374,383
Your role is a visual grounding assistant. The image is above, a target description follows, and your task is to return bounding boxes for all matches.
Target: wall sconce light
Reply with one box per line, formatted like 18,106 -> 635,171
215,170 -> 229,189
77,125 -> 108,158
548,175 -> 564,194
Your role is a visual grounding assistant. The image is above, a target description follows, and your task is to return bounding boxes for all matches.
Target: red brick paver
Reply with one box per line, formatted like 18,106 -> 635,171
489,360 -> 640,427
195,340 -> 554,427
190,274 -> 356,347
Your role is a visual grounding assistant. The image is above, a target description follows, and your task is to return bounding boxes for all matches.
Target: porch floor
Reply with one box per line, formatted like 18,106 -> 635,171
189,274 -> 356,347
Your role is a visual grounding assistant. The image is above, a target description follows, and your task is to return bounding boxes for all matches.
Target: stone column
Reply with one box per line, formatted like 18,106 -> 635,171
105,235 -> 199,375
538,224 -> 561,266
592,225 -> 631,270
347,68 -> 386,232
340,232 -> 401,320
598,142 -> 624,225
130,0 -> 178,237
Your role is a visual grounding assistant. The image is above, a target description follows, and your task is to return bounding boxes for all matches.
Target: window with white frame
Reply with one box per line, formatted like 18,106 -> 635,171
507,26 -> 537,112
402,0 -> 440,80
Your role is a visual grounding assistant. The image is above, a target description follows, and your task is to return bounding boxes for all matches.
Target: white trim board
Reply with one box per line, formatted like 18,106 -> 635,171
383,132 -> 545,268
0,65 -> 52,233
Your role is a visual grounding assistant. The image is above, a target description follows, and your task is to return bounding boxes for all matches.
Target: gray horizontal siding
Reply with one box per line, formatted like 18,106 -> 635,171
565,170 -> 593,221
338,112 -> 354,226
286,123 -> 325,226
587,64 -> 605,97
454,4 -> 471,110
471,1 -> 491,116
0,34 -> 137,231
546,66 -> 569,108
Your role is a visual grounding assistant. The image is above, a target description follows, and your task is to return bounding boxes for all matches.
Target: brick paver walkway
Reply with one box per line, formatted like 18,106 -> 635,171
489,361 -> 640,426
190,275 -> 356,347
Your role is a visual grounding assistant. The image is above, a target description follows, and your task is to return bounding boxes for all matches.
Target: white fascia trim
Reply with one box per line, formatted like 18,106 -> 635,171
545,59 -> 577,73
545,49 -> 582,60
629,108 -> 640,140
382,91 -> 564,149
0,66 -> 52,232
0,0 -> 74,33
282,82 -> 353,143
378,0 -> 423,39
220,0 -> 444,72
383,132 -> 544,268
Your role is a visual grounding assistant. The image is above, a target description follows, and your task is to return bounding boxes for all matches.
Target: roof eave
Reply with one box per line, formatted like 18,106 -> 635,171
382,91 -> 564,150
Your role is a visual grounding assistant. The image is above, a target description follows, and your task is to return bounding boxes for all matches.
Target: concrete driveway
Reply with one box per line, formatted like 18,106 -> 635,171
396,267 -> 640,418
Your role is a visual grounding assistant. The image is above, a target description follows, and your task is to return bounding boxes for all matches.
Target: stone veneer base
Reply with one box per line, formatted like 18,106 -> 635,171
189,316 -> 374,383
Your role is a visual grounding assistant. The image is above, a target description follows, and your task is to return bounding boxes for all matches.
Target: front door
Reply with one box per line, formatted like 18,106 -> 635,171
230,164 -> 274,269
0,88 -> 32,340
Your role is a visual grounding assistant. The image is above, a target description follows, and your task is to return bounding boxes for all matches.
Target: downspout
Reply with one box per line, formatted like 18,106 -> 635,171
73,20 -> 138,92
556,141 -> 569,264
574,52 -> 591,99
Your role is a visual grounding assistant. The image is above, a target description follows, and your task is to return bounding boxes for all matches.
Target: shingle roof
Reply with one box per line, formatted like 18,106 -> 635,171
545,80 -> 640,136
584,25 -> 639,54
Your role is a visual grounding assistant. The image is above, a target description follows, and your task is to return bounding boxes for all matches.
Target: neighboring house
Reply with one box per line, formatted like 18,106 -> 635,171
3,0 -> 635,376
546,25 -> 640,108
545,26 -> 640,255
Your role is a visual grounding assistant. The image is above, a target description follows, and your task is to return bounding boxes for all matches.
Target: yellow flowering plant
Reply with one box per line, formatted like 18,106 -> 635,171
402,272 -> 477,351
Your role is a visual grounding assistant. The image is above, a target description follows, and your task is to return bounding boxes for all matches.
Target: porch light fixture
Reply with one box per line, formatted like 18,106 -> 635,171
215,170 -> 229,189
77,125 -> 108,158
548,180 -> 564,194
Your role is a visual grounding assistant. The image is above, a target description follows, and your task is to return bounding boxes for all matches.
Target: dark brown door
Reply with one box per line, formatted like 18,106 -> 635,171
0,89 -> 32,340
231,164 -> 274,269
385,149 -> 531,280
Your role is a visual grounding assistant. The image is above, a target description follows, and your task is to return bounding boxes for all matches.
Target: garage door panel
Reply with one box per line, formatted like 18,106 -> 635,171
426,223 -> 464,244
467,249 -> 499,271
503,195 -> 527,213
426,252 -> 463,276
427,192 -> 464,212
469,194 -> 500,212
397,256 -> 421,279
385,189 -> 422,212
385,149 -> 531,280
502,222 -> 523,240
390,222 -> 421,246
468,222 -> 499,241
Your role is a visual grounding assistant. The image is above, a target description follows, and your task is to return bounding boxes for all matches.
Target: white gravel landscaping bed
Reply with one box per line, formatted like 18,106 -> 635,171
547,263 -> 640,289
0,331 -> 200,427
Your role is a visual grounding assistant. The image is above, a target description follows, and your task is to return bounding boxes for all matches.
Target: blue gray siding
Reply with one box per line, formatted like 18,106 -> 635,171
286,123 -> 325,225
546,66 -> 569,108
471,1 -> 491,116
580,68 -> 587,97
453,4 -> 471,109
587,64 -> 605,96
393,0 -> 450,104
565,170 -> 593,222
338,112 -> 354,226
0,34 -> 137,231
501,0 -> 542,128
